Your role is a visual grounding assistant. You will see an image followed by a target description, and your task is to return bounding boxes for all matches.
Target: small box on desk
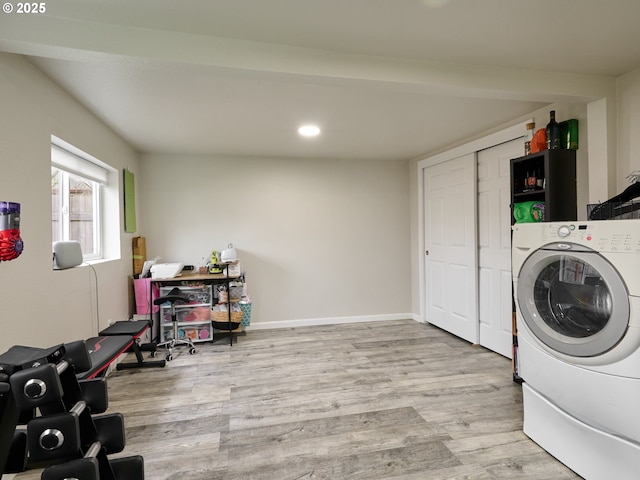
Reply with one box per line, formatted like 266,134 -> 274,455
132,236 -> 146,275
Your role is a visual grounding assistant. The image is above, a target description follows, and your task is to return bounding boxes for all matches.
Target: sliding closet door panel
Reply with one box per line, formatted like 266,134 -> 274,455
477,138 -> 522,357
423,153 -> 478,344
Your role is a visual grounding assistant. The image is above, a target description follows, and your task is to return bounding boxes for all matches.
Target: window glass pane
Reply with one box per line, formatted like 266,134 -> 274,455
68,172 -> 95,256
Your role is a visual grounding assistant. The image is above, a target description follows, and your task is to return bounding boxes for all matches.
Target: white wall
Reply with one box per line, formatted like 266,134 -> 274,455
138,154 -> 411,327
617,67 -> 640,189
0,53 -> 139,352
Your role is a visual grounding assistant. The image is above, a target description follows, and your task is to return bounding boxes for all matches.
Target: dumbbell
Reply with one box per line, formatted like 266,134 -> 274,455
9,362 -> 65,411
41,445 -> 146,480
93,413 -> 126,454
40,442 -> 100,480
2,429 -> 27,474
62,340 -> 92,375
110,454 -> 145,480
79,377 -> 109,414
26,400 -> 85,463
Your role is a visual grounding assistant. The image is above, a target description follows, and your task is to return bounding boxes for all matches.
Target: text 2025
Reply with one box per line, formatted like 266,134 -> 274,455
16,2 -> 46,13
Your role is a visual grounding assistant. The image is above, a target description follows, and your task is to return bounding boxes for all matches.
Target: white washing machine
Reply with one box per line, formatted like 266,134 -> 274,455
512,220 -> 640,480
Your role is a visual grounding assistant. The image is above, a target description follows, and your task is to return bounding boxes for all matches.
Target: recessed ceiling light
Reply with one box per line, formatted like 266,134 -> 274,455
298,125 -> 321,137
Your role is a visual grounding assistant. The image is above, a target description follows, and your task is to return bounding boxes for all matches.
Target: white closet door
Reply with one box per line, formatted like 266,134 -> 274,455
477,138 -> 522,358
423,153 -> 478,344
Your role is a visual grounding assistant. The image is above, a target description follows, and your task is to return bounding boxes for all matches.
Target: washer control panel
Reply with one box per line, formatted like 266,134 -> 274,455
536,221 -> 640,253
513,220 -> 640,253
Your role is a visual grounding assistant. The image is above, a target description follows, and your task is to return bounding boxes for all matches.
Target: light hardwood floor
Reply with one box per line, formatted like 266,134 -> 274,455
14,320 -> 583,479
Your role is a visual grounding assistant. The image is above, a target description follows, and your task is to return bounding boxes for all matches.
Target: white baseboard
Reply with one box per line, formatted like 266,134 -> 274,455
246,313 -> 417,330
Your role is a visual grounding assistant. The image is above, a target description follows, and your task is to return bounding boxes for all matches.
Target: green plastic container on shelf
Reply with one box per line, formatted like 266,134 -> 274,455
513,201 -> 545,223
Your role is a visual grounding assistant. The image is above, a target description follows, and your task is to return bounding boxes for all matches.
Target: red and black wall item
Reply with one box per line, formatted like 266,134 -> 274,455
0,202 -> 23,262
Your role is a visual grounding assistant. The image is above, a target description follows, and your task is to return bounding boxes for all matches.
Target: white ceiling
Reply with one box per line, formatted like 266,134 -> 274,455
1,0 -> 639,160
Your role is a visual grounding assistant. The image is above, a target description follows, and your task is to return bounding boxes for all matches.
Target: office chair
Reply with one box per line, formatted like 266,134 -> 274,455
153,287 -> 197,361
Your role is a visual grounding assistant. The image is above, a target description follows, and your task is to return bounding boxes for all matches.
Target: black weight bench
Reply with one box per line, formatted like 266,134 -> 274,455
98,320 -> 165,372
73,325 -> 164,381
79,336 -> 135,380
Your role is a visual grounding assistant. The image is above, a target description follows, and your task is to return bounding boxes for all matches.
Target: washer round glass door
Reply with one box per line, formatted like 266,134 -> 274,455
516,242 -> 630,357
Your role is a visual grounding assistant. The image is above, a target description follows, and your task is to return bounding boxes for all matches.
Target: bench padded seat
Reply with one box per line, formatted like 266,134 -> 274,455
80,336 -> 133,380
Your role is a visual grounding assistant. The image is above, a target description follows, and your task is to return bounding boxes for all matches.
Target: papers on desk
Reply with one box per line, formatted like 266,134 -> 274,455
150,262 -> 184,279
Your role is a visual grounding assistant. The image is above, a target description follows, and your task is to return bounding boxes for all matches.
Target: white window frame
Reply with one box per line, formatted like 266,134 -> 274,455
51,137 -> 110,262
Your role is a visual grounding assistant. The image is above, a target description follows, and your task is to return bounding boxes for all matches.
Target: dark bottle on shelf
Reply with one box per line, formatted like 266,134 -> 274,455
536,167 -> 544,189
546,110 -> 560,150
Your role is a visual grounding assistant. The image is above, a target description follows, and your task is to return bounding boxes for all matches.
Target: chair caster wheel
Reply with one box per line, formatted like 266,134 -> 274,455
166,354 -> 173,361
189,347 -> 197,354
